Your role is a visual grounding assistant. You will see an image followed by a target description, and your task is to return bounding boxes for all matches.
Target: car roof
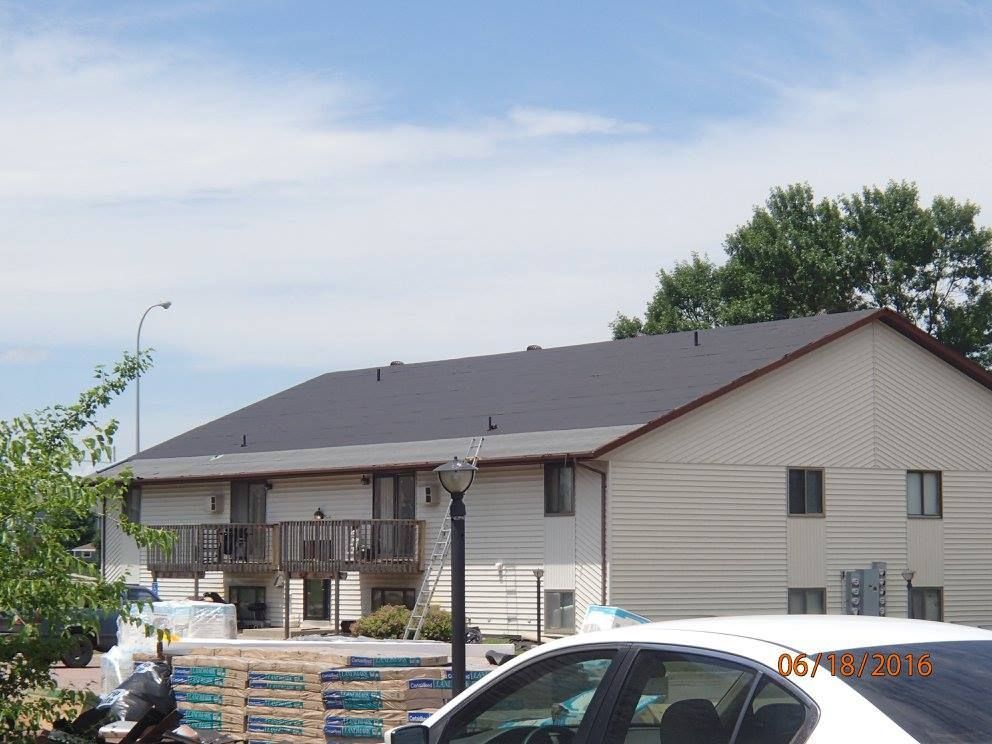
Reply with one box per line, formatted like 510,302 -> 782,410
559,615 -> 992,653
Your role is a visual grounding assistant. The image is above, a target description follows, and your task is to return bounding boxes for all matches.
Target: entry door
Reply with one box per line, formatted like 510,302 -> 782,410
231,482 -> 267,523
373,474 -> 416,557
227,482 -> 268,562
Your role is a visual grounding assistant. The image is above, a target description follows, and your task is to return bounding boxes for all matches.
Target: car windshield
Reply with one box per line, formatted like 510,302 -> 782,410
837,641 -> 992,742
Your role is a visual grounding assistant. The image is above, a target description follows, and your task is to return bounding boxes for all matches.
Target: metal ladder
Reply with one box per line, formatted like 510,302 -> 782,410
403,437 -> 484,640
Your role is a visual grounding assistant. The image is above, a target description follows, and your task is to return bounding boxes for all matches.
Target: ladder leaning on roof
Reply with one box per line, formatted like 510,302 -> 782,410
403,437 -> 484,641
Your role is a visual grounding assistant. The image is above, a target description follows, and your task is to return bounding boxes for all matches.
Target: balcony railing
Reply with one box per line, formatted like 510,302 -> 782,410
281,519 -> 425,577
147,523 -> 279,575
146,520 -> 425,577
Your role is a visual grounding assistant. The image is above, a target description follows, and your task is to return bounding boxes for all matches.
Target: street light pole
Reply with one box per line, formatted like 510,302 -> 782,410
135,301 -> 172,454
533,568 -> 544,643
902,569 -> 915,619
434,456 -> 478,697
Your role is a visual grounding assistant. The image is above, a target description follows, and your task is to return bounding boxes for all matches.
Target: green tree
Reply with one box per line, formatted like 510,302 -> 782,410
615,181 -> 992,365
0,354 -> 170,742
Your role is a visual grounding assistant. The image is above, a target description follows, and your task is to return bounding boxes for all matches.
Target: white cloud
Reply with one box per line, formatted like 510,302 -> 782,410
507,107 -> 649,137
1,27 -> 992,375
0,348 -> 51,364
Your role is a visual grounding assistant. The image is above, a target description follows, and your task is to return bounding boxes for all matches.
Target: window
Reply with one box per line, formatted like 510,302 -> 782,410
841,641 -> 992,741
788,468 -> 823,515
737,676 -> 811,744
911,587 -> 943,621
439,650 -> 615,743
602,649 -> 758,744
907,471 -> 941,517
230,481 -> 267,523
229,585 -> 265,607
788,588 -> 826,615
126,587 -> 157,603
545,590 -> 575,631
371,587 -> 416,612
124,486 -> 142,523
304,579 -> 330,620
544,463 -> 574,515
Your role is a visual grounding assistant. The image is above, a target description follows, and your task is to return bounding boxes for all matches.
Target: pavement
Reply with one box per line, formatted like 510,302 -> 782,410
51,652 -> 101,695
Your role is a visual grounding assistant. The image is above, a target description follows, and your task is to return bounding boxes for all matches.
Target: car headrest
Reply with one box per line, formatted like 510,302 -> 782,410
659,698 -> 725,744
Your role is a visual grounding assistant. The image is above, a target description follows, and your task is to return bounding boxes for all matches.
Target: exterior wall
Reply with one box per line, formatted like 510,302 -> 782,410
606,321 -> 992,627
115,466 -> 557,636
574,463 -> 605,628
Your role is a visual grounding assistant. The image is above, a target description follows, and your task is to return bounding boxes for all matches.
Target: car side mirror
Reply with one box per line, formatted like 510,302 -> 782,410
386,724 -> 430,744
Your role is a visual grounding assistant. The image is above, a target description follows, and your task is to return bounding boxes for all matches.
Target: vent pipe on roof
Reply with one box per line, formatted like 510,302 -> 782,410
240,434 -> 247,447
376,368 -> 381,382
694,331 -> 700,347
526,344 -> 542,351
390,360 -> 404,366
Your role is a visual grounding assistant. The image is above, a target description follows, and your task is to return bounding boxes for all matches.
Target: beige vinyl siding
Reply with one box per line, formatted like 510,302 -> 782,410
611,324 -> 876,468
574,464 -> 605,628
907,519 -> 943,586
103,509 -> 137,583
943,472 -> 992,626
787,517 -> 825,588
822,469 -> 908,615
608,462 -> 787,620
874,323 -> 992,470
543,518 -> 575,591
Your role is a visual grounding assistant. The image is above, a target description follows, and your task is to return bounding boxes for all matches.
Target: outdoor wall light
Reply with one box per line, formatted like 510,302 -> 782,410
314,508 -> 325,520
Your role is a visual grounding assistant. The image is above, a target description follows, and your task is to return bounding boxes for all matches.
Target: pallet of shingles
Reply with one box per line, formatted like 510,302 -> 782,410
170,654 -> 248,734
321,655 -> 454,744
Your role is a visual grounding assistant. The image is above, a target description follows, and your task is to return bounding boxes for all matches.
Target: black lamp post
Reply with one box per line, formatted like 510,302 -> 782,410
434,456 -> 477,696
533,568 -> 544,643
902,568 -> 915,619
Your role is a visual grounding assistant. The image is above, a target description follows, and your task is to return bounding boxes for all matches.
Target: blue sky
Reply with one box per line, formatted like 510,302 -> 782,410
3,0 -> 992,458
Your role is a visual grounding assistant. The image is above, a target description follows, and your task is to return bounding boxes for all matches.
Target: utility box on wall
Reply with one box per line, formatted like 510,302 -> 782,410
842,561 -> 887,616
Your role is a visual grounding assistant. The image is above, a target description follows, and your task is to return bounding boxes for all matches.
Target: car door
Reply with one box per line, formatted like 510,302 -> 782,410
588,645 -> 818,744
432,646 -> 629,744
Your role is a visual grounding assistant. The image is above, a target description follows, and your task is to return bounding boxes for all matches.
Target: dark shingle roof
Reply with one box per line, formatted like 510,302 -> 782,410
136,310 -> 880,461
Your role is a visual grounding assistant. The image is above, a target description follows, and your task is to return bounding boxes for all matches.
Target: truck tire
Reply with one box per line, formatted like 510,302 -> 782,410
61,633 -> 94,668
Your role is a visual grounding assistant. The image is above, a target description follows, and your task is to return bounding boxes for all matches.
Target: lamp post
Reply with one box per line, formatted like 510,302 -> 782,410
902,568 -> 915,619
434,456 -> 477,696
135,301 -> 172,454
533,568 -> 544,643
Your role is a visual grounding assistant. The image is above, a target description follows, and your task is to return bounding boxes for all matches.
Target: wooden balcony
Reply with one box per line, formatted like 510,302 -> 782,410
146,520 -> 425,578
147,523 -> 279,576
281,519 -> 425,578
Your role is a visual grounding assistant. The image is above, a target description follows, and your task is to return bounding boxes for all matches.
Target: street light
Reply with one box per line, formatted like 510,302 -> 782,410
434,456 -> 477,696
902,568 -> 915,619
533,568 -> 544,643
135,301 -> 172,453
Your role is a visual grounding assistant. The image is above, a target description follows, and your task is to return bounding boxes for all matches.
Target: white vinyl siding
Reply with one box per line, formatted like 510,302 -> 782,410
574,464 -> 605,629
608,462 -> 787,619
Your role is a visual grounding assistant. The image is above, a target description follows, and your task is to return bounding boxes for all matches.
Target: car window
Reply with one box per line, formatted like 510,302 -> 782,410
602,649 -> 757,744
838,640 -> 992,742
735,677 -> 809,744
439,649 -> 616,744
126,588 -> 156,603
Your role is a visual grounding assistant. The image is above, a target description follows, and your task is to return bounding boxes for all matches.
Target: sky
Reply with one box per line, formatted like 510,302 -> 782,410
3,0 -> 992,457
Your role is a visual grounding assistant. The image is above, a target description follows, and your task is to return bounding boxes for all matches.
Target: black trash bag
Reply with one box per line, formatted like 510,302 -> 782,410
466,626 -> 483,644
95,660 -> 176,721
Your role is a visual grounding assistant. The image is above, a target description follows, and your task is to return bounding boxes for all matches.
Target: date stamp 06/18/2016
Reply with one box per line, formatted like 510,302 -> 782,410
777,652 -> 934,678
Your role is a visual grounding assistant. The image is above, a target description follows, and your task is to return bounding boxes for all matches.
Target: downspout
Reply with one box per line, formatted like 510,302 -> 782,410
100,496 -> 107,580
576,462 -> 608,605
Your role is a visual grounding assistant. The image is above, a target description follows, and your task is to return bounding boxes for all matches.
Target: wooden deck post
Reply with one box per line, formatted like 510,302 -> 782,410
333,571 -> 341,635
283,571 -> 291,640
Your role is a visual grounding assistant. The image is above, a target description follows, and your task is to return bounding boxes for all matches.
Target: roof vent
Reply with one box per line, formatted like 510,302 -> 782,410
389,360 -> 405,366
526,344 -> 542,351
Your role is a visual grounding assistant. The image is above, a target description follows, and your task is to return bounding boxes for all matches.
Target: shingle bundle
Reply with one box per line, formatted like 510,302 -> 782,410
171,653 -> 249,734
321,655 -> 456,743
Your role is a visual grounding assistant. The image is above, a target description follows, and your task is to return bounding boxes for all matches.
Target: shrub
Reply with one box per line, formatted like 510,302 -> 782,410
419,607 -> 452,642
351,605 -> 410,639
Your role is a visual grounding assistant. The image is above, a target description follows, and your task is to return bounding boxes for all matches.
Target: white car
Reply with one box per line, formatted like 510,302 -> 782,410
386,615 -> 992,743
